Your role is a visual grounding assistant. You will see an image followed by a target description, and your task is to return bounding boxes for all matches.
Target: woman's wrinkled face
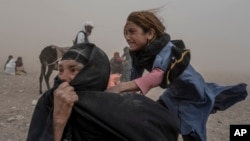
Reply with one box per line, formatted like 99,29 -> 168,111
58,60 -> 84,83
124,21 -> 148,51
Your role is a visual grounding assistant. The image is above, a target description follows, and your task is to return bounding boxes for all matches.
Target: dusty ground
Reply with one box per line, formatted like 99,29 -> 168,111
0,59 -> 249,141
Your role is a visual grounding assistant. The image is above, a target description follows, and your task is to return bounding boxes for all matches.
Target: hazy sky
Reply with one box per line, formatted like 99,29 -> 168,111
0,0 -> 249,74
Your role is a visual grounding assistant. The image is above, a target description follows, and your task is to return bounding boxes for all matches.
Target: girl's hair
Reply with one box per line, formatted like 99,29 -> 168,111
126,9 -> 165,36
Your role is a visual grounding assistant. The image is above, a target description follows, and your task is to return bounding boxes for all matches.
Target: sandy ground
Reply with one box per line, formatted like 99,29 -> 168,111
0,58 -> 249,141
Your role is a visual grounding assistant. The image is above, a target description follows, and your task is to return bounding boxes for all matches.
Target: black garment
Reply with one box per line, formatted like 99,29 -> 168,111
129,34 -> 191,88
71,91 -> 179,141
130,34 -> 170,72
129,34 -> 170,81
73,31 -> 89,45
27,43 -> 179,141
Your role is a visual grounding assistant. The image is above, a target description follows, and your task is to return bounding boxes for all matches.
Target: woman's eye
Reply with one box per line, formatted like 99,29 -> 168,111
70,68 -> 76,72
71,67 -> 82,72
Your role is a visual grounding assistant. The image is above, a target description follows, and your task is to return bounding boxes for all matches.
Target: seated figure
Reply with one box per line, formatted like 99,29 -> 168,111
4,55 -> 16,75
15,56 -> 27,75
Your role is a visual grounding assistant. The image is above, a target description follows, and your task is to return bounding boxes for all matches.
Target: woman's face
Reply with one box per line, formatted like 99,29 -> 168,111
58,60 -> 84,83
124,21 -> 148,51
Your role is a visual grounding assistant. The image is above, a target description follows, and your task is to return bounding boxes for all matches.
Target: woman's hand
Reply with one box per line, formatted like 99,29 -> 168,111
53,82 -> 78,141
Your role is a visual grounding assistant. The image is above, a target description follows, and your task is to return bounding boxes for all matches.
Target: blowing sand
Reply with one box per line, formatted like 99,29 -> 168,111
0,56 -> 249,141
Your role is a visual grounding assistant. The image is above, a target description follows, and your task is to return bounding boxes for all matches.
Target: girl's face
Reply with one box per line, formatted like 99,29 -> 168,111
124,21 -> 149,51
58,60 -> 84,83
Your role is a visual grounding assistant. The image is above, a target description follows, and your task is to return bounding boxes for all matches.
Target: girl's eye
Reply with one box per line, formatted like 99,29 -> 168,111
128,28 -> 136,32
124,30 -> 135,37
130,31 -> 136,35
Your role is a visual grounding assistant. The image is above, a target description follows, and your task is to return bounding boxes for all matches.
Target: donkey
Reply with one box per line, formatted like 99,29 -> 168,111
39,45 -> 70,94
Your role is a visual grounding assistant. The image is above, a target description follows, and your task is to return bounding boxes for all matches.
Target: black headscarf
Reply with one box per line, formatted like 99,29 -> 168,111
27,43 -> 179,141
62,43 -> 110,91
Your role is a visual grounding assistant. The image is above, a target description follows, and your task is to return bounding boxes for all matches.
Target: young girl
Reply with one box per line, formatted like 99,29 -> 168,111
106,9 -> 248,141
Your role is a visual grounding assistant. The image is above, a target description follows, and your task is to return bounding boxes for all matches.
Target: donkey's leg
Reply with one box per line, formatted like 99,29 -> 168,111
45,65 -> 54,90
39,63 -> 46,94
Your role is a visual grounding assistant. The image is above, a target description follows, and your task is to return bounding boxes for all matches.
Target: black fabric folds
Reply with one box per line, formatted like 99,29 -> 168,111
71,91 -> 179,141
69,43 -> 110,91
130,34 -> 170,71
161,40 -> 191,88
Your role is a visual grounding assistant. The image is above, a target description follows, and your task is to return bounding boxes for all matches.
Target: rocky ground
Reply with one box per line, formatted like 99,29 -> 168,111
0,64 -> 249,141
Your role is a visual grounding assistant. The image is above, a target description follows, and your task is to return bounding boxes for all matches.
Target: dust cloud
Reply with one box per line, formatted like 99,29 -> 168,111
0,0 -> 249,76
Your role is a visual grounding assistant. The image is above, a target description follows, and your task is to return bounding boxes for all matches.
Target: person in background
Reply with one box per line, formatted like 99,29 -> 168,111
109,51 -> 123,74
4,55 -> 13,71
4,55 -> 16,75
73,21 -> 94,45
106,9 -> 248,141
15,56 -> 27,75
121,46 -> 132,82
